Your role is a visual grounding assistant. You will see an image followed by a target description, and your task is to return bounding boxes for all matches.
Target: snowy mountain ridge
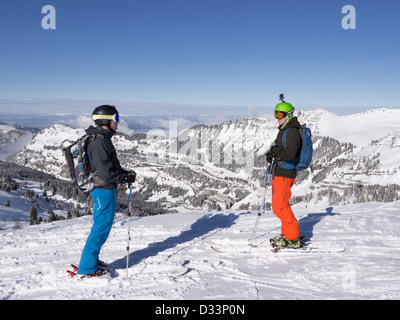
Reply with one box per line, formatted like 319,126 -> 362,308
5,108 -> 400,211
311,108 -> 400,146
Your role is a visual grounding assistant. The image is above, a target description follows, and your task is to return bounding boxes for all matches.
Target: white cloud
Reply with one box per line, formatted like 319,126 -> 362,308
117,120 -> 135,136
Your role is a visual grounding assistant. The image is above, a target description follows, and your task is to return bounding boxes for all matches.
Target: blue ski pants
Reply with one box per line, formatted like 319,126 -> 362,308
78,188 -> 117,274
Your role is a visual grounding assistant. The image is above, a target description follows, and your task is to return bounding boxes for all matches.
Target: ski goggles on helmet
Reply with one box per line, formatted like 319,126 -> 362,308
92,113 -> 120,123
275,109 -> 293,119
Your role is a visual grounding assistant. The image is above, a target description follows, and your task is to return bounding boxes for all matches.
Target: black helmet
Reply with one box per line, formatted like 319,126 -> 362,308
92,105 -> 120,127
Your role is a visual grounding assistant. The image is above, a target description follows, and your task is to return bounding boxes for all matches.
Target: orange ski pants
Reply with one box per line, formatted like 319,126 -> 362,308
271,176 -> 300,240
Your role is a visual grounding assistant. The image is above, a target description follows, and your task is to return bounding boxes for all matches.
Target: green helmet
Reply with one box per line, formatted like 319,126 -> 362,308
274,102 -> 294,120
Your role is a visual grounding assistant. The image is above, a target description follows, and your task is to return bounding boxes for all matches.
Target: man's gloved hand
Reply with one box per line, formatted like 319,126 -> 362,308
265,147 -> 277,163
124,170 -> 137,183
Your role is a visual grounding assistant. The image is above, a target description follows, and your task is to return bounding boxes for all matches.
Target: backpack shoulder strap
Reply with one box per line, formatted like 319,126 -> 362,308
282,125 -> 303,149
282,127 -> 292,149
85,133 -> 103,146
85,133 -> 104,173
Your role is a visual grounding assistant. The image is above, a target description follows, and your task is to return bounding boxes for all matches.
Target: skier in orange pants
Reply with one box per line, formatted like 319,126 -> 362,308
272,176 -> 300,241
266,98 -> 302,248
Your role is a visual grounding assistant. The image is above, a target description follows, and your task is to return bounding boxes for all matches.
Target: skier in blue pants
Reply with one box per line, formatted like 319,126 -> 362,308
78,189 -> 117,274
77,105 -> 136,279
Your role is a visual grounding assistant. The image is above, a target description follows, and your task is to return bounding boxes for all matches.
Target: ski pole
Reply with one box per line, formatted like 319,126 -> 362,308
126,183 -> 132,279
249,160 -> 274,247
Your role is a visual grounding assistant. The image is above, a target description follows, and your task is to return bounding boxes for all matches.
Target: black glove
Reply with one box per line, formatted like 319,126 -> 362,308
265,147 -> 277,163
124,170 -> 137,183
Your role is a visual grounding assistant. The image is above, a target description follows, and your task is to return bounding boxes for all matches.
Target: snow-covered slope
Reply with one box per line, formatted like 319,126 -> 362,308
0,178 -> 85,231
315,108 -> 400,146
1,200 -> 400,300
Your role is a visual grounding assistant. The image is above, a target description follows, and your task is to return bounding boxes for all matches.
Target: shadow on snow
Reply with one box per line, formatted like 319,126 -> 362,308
298,207 -> 340,240
111,212 -> 239,269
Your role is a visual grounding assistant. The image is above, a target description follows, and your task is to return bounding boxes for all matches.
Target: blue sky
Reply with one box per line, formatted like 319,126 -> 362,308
0,0 -> 399,118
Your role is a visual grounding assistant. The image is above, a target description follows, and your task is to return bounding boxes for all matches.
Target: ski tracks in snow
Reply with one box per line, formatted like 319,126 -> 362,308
2,202 -> 400,299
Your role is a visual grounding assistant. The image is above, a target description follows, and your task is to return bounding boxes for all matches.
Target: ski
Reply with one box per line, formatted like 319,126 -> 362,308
168,266 -> 190,277
211,245 -> 245,254
269,236 -> 344,253
160,260 -> 191,278
270,245 -> 345,254
210,244 -> 345,254
211,245 -> 257,254
211,244 -> 228,253
210,241 -> 264,255
210,240 -> 344,255
67,263 -> 189,279
129,262 -> 190,279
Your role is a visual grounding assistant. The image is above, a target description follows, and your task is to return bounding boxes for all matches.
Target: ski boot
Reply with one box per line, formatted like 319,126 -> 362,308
270,233 -> 285,245
273,237 -> 302,249
97,259 -> 112,271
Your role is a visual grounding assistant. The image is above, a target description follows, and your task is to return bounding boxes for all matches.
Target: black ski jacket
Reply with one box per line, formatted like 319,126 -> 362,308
269,117 -> 301,179
85,125 -> 126,189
